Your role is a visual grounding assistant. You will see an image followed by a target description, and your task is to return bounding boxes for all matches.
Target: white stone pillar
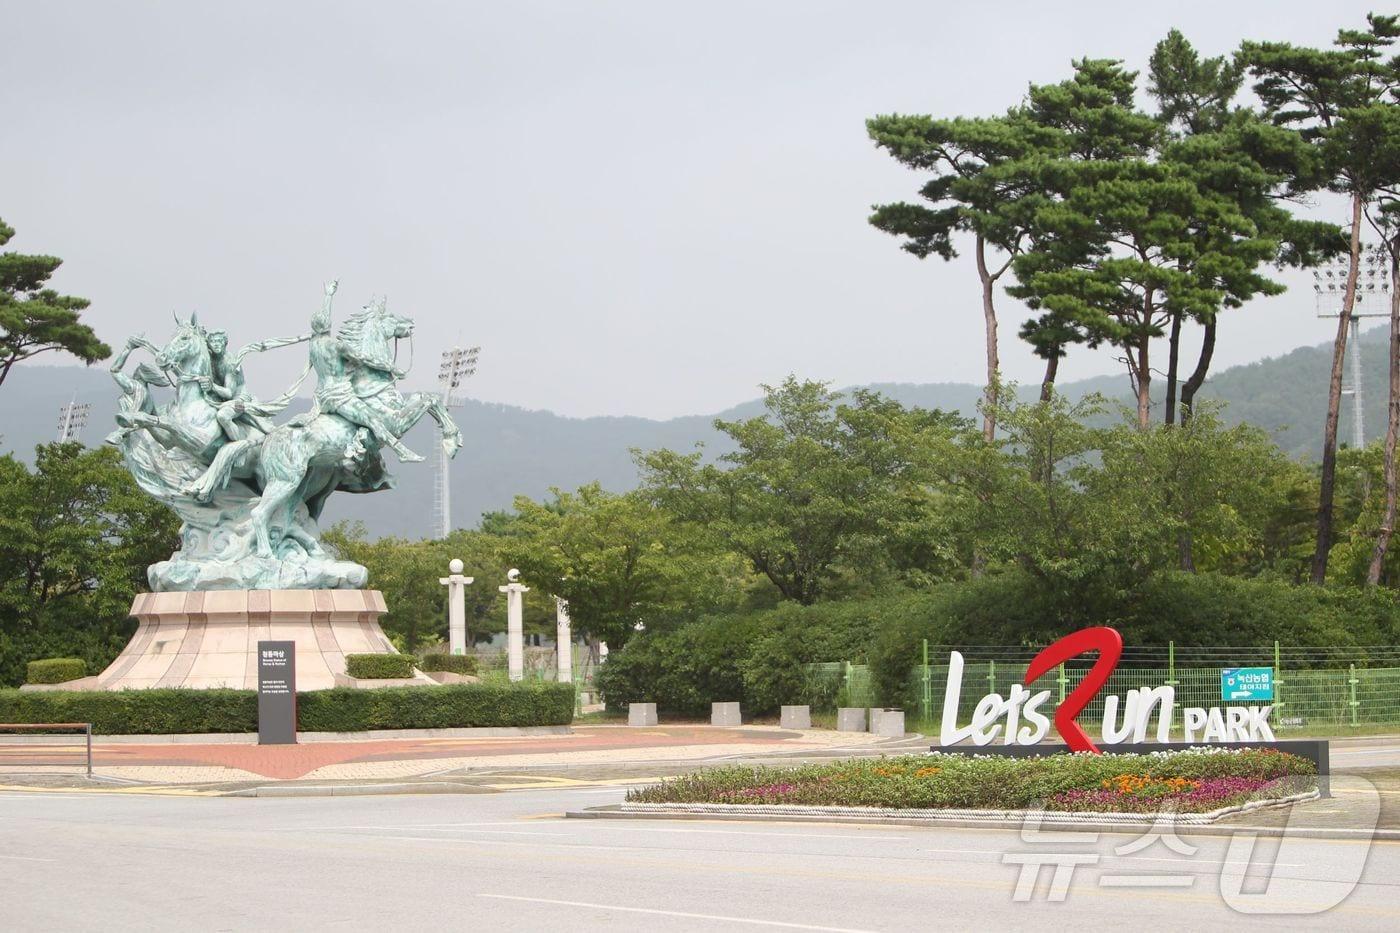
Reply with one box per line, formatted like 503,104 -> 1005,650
499,569 -> 529,682
555,596 -> 572,683
439,558 -> 474,656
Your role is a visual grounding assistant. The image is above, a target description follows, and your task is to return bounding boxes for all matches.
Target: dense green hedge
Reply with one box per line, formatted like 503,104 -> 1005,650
0,688 -> 256,734
418,654 -> 480,675
345,653 -> 417,679
599,571 -> 1400,713
298,682 -> 571,731
870,571 -> 1400,703
597,598 -> 890,716
0,682 -> 575,734
26,658 -> 87,684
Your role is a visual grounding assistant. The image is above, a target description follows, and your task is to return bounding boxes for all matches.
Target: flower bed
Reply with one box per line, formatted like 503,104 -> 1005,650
626,748 -> 1316,815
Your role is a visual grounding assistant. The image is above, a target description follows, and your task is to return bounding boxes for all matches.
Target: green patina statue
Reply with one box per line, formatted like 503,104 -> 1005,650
109,281 -> 463,591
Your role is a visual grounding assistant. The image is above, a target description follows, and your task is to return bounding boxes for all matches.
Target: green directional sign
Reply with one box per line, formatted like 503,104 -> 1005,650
1221,667 -> 1273,702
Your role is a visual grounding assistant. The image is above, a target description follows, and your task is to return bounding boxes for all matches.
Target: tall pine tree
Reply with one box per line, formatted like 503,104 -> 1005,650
1242,14 -> 1400,583
867,111 -> 1057,439
0,218 -> 108,388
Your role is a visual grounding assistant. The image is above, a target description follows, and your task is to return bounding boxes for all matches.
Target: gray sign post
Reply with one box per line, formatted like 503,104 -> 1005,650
257,640 -> 297,745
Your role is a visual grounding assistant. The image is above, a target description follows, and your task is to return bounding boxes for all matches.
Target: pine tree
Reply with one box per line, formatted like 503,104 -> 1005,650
1010,54 -> 1338,430
867,111 -> 1056,440
0,218 -> 109,387
1242,14 -> 1400,583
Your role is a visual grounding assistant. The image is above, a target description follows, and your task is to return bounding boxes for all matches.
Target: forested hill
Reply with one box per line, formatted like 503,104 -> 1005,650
1,327 -> 1385,538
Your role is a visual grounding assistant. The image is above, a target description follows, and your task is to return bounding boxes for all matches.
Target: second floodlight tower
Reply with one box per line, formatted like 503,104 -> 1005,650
435,345 -> 480,538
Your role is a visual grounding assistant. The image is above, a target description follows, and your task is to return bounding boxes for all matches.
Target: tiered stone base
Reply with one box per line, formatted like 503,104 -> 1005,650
94,590 -> 396,691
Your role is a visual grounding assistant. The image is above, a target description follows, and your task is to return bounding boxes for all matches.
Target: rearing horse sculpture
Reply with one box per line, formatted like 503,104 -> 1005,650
245,297 -> 462,558
109,286 -> 465,591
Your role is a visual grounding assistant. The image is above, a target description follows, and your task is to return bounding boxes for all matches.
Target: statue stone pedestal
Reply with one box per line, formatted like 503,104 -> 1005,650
95,590 -> 395,691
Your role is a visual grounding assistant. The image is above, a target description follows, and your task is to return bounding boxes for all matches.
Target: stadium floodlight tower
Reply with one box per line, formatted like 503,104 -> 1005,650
56,395 -> 91,443
1315,246 -> 1391,448
434,345 -> 480,538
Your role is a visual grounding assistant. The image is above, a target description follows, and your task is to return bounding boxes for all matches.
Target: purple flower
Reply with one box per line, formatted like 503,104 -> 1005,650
734,782 -> 796,799
1048,777 -> 1285,813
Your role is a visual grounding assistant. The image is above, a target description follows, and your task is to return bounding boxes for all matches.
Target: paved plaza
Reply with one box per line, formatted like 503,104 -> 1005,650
0,724 -> 890,784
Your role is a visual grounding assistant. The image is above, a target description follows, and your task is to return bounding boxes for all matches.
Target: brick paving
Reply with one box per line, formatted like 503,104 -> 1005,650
0,725 -> 883,782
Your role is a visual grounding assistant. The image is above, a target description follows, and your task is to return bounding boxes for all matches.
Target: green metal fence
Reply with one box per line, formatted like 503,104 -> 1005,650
804,641 -> 1400,734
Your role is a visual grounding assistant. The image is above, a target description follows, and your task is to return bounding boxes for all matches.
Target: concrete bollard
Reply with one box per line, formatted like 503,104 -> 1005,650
780,705 -> 811,730
711,701 -> 742,727
836,707 -> 867,732
874,708 -> 905,737
627,702 -> 658,727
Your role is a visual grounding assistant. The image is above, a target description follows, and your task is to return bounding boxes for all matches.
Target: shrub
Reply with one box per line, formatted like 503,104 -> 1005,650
0,688 -> 256,734
299,682 -> 574,731
597,613 -> 769,716
597,596 -> 903,716
739,599 -> 906,713
25,658 -> 88,685
0,682 -> 575,734
418,654 -> 479,675
345,653 -> 416,679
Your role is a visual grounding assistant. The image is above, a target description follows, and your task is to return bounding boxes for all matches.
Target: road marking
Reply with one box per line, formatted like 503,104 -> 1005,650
0,787 -> 220,799
477,893 -> 875,932
0,854 -> 57,862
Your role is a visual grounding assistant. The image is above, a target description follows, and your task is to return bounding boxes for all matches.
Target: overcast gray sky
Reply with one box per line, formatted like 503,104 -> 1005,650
0,0 -> 1384,418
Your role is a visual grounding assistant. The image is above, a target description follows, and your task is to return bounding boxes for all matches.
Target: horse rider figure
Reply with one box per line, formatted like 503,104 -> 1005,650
294,280 -> 424,463
200,328 -> 310,442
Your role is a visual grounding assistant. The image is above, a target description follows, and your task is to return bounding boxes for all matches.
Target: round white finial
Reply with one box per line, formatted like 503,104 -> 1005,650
449,558 -> 464,574
507,568 -> 521,583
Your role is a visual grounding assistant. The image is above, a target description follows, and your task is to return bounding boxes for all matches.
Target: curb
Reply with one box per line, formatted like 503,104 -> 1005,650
225,781 -> 497,798
565,804 -> 1400,841
615,790 -> 1319,826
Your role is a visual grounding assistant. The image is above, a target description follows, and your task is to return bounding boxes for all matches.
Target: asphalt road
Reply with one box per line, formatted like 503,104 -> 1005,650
3,784 -> 1398,932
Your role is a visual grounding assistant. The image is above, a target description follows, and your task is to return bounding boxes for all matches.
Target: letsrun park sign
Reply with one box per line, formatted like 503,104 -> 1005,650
937,627 -> 1275,753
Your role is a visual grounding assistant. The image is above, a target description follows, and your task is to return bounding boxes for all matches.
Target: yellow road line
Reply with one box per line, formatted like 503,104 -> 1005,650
0,783 -> 221,797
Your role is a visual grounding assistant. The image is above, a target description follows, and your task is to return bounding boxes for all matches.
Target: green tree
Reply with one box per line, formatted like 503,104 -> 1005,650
867,111 -> 1056,437
1149,29 -> 1245,136
1148,30 -> 1243,424
0,443 -> 178,685
925,392 -> 1316,589
641,378 -> 961,604
1355,120 -> 1400,583
1241,13 -> 1400,582
1009,59 -> 1162,400
323,522 -> 507,652
498,483 -> 744,652
0,219 -> 110,387
1012,55 -> 1332,430
923,391 -> 1118,599
1090,406 -> 1305,573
